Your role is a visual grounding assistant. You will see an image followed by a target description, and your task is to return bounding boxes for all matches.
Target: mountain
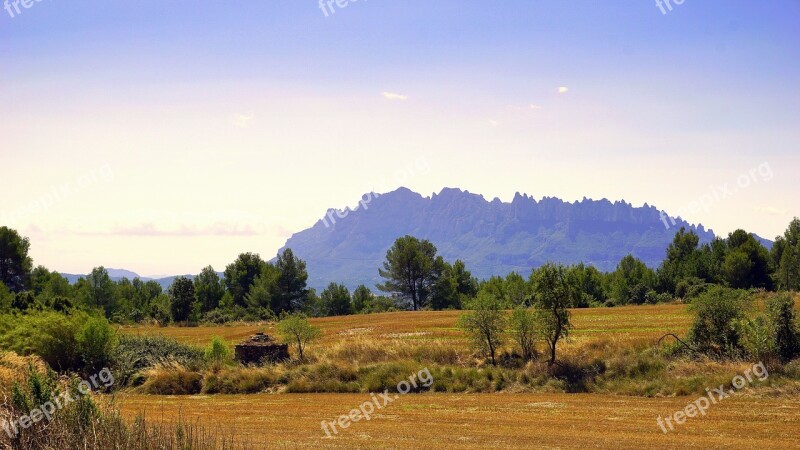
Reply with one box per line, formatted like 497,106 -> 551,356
60,270 -> 200,290
278,187 -> 722,291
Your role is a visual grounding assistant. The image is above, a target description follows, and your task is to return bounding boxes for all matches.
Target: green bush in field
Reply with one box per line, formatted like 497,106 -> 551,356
458,293 -> 506,365
112,334 -> 204,386
276,312 -> 321,360
204,336 -> 232,367
0,311 -> 87,371
688,286 -> 749,356
77,317 -> 118,372
767,293 -> 800,362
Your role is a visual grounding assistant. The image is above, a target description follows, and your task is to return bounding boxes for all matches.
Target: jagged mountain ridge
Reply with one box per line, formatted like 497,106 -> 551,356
278,187 -> 718,291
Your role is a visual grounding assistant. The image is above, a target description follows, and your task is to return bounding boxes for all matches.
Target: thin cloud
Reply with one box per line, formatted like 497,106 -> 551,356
488,120 -> 499,127
382,92 -> 408,101
529,104 -> 542,110
64,222 -> 277,237
232,114 -> 254,128
755,206 -> 787,216
558,86 -> 569,94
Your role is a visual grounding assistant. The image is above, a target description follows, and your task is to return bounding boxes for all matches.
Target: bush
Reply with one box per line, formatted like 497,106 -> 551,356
284,363 -> 360,393
203,367 -> 277,394
738,315 -> 776,362
767,293 -> 800,362
675,277 -> 710,300
1,363 -> 247,449
113,335 -> 204,386
77,317 -> 117,373
139,366 -> 203,395
688,287 -> 749,356
360,362 -> 430,393
204,336 -> 232,367
276,313 -> 321,360
0,311 -> 96,372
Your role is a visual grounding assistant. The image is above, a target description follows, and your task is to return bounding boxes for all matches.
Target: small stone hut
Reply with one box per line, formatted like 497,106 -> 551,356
234,333 -> 289,364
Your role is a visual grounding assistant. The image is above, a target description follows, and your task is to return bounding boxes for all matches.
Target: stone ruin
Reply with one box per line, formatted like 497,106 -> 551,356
234,333 -> 289,365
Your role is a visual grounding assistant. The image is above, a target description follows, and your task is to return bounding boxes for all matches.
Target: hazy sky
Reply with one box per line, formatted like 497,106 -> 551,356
1,1 -> 798,276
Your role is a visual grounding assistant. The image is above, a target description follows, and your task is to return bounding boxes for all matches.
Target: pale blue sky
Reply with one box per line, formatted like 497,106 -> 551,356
1,1 -> 798,275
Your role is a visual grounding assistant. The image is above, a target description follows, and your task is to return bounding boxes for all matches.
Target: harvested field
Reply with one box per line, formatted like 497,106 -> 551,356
123,304 -> 693,348
116,392 -> 800,449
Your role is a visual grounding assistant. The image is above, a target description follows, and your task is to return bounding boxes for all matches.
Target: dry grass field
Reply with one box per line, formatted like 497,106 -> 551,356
115,302 -> 800,448
116,392 -> 800,449
123,304 -> 693,349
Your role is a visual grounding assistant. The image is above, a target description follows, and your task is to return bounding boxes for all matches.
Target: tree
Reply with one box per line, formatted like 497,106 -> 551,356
430,258 -> 460,310
169,276 -> 196,323
377,236 -> 438,310
458,292 -> 506,365
195,266 -> 225,313
78,267 -> 115,315
31,266 -> 71,304
224,253 -> 266,307
273,248 -> 309,313
276,313 -> 321,360
657,228 -> 703,293
452,259 -> 478,297
245,264 -> 279,311
566,263 -> 607,306
722,230 -> 772,289
0,226 -> 33,293
509,307 -> 537,361
611,255 -> 655,305
320,282 -> 352,316
352,285 -> 372,313
772,218 -> 800,291
504,272 -> 530,307
531,263 -> 572,366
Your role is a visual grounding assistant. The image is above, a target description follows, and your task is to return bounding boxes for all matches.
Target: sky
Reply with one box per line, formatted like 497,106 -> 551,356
1,0 -> 799,277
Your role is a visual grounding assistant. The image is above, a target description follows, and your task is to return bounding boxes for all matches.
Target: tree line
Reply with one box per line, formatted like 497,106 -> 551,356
0,217 -> 798,324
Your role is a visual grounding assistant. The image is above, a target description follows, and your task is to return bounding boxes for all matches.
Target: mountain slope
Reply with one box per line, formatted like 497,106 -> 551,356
278,187 -> 718,291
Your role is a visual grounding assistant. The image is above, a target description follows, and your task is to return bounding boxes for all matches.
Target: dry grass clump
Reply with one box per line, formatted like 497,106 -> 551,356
139,364 -> 203,395
203,366 -> 279,394
0,352 -> 46,396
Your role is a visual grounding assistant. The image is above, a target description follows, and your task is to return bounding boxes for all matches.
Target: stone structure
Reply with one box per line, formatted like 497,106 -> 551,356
234,333 -> 289,364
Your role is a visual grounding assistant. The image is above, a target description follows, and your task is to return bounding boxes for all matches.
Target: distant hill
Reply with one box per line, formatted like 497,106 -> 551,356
278,187 -> 730,291
60,269 -> 200,290
59,187 -> 774,293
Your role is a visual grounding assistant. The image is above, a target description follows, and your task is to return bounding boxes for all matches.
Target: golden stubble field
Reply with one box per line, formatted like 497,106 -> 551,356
117,303 -> 800,448
115,392 -> 800,448
124,304 -> 693,350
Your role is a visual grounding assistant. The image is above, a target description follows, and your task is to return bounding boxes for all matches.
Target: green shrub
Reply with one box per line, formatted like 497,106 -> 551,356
767,293 -> 800,362
113,335 -> 204,386
688,286 -> 749,356
204,336 -> 232,367
77,317 -> 118,372
139,367 -> 203,395
203,367 -> 276,394
737,315 -> 776,362
0,311 -> 90,371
